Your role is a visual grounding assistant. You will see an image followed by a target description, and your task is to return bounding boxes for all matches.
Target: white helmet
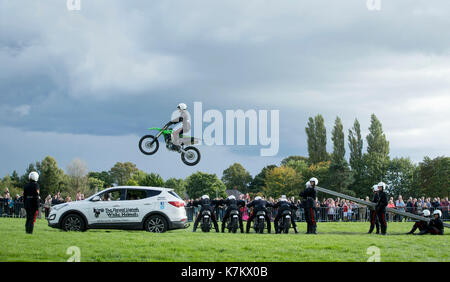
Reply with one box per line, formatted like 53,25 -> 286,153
433,210 -> 442,217
254,196 -> 262,201
377,182 -> 386,189
422,209 -> 431,217
228,195 -> 236,200
372,185 -> 378,192
309,177 -> 318,186
305,181 -> 311,188
280,195 -> 287,202
177,103 -> 187,111
201,195 -> 209,200
29,171 -> 39,182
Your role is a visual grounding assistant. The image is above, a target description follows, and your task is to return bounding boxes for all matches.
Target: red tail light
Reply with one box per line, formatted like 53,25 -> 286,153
168,201 -> 185,208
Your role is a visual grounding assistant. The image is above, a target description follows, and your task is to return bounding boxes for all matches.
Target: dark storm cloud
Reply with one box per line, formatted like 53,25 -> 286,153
0,0 -> 449,177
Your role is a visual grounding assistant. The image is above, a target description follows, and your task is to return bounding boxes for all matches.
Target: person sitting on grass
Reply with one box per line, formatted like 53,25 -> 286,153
406,209 -> 430,234
417,210 -> 444,235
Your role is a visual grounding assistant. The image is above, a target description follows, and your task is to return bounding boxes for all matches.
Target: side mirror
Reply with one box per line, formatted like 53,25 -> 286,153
91,196 -> 101,202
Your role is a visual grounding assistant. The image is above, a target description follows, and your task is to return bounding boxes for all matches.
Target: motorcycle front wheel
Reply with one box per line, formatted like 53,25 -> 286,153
139,135 -> 159,155
181,146 -> 201,166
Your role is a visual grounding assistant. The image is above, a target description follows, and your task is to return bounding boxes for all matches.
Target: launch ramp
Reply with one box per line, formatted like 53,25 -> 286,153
315,186 -> 450,228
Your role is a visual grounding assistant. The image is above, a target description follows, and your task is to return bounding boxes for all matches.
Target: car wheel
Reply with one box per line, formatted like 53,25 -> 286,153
62,214 -> 86,232
145,215 -> 168,233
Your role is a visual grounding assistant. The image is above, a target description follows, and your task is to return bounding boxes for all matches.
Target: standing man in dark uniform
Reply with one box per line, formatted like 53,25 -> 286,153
300,177 -> 318,234
191,195 -> 220,232
368,185 -> 380,234
219,195 -> 246,233
246,196 -> 273,233
375,182 -> 388,235
273,195 -> 299,234
23,172 -> 40,234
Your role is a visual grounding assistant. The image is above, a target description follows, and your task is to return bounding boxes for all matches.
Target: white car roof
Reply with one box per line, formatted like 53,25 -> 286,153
102,186 -> 174,192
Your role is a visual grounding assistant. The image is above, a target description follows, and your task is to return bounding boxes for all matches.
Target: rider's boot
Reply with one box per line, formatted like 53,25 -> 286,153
293,226 -> 299,234
221,223 -> 226,233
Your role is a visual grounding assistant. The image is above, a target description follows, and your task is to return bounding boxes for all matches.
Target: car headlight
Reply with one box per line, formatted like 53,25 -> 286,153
51,203 -> 68,211
48,214 -> 56,220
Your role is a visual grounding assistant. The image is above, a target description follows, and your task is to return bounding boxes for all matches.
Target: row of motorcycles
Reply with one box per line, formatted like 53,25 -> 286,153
198,209 -> 293,234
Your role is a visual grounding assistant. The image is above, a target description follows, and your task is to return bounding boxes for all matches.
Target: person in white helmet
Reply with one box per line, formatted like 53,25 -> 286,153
273,195 -> 299,234
368,185 -> 380,234
191,194 -> 220,232
218,195 -> 246,233
406,209 -> 430,234
167,103 -> 190,151
375,182 -> 388,235
417,210 -> 444,235
23,172 -> 40,234
246,196 -> 274,233
300,178 -> 318,234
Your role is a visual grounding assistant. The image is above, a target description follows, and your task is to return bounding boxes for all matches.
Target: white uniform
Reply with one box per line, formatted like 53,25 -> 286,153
171,110 -> 190,145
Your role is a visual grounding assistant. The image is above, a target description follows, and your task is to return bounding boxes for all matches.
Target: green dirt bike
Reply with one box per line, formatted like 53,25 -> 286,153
138,122 -> 201,166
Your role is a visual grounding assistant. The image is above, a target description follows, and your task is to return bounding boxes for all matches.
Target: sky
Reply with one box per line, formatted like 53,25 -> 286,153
0,0 -> 449,180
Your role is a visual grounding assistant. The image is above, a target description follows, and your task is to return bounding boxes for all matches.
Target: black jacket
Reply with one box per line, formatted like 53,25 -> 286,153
219,199 -> 245,210
376,190 -> 388,211
191,198 -> 220,212
23,181 -> 40,209
247,199 -> 273,212
300,187 -> 317,209
273,201 -> 298,212
429,217 -> 444,234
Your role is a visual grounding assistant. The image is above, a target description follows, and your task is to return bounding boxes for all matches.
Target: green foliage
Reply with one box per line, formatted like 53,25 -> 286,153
109,162 -> 139,186
221,163 -> 252,193
37,156 -> 65,197
186,172 -> 227,199
263,166 -> 303,198
165,178 -> 187,198
364,114 -> 390,186
281,156 -> 309,166
329,117 -> 354,195
306,114 -> 329,164
348,118 -> 365,197
88,177 -> 105,193
385,157 -> 416,197
141,173 -> 165,187
248,165 -> 277,193
414,156 -> 450,198
88,171 -> 114,188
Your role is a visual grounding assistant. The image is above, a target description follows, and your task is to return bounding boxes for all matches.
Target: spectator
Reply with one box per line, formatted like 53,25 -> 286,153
387,200 -> 395,222
76,191 -> 82,201
65,196 -> 72,203
44,195 -> 52,218
441,197 -> 449,220
395,196 -> 406,222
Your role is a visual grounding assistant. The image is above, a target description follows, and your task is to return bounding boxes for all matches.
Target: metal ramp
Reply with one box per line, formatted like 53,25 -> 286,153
315,186 -> 450,229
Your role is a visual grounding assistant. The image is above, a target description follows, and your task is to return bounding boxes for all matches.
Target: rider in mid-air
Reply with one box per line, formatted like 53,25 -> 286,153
167,103 -> 190,152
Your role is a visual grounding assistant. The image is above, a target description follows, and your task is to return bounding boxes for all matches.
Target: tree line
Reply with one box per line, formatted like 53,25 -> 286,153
1,114 -> 448,200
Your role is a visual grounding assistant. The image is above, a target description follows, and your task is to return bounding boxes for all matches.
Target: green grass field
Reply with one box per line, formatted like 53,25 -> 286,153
0,218 -> 448,262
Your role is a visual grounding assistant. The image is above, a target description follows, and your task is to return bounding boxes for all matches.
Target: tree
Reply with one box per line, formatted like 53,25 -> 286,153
141,173 -> 165,187
281,156 -> 309,166
88,177 -> 105,194
263,166 -> 302,198
185,172 -> 227,199
38,156 -> 65,197
248,165 -> 277,193
414,156 -> 450,198
348,118 -> 365,197
20,163 -> 37,188
306,115 -> 329,164
385,157 -> 416,197
221,163 -> 252,193
363,114 -> 390,187
66,158 -> 90,196
88,171 -> 114,188
165,178 -> 187,199
109,162 -> 139,186
329,117 -> 354,195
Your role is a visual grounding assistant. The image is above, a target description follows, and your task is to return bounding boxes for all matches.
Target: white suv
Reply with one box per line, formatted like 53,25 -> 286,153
47,186 -> 188,233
